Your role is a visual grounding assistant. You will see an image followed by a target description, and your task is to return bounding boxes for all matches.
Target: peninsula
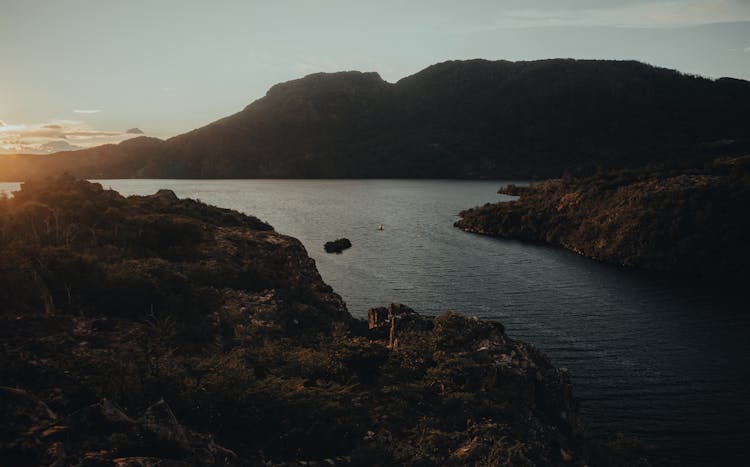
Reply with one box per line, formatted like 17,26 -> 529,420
456,156 -> 750,279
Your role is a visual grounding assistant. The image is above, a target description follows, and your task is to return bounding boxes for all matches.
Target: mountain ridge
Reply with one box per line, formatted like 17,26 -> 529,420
2,58 -> 749,181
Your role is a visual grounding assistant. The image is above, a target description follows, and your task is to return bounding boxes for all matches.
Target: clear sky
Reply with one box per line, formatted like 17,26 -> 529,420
2,0 -> 750,154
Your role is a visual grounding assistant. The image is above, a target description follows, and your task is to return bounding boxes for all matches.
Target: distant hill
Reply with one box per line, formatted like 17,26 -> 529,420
3,59 -> 750,180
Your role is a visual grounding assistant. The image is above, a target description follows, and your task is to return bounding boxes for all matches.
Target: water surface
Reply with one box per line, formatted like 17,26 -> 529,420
2,179 -> 748,465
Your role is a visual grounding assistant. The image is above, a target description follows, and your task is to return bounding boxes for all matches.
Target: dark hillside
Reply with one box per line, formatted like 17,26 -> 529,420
2,59 -> 748,180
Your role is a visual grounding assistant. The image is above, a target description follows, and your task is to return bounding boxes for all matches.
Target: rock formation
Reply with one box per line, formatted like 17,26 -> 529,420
324,238 -> 352,253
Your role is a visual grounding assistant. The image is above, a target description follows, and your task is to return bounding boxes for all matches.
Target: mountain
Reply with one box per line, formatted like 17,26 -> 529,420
3,59 -> 750,180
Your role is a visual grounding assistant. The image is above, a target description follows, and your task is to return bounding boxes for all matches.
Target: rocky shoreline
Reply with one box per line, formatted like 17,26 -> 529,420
1,176 -> 647,465
456,156 -> 750,279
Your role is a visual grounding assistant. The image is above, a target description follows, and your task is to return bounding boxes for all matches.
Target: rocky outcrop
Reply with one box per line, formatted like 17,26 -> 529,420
0,177 -> 644,465
456,156 -> 750,279
324,238 -> 352,253
366,306 -> 585,464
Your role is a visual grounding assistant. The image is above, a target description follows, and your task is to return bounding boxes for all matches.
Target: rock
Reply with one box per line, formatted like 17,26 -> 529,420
324,238 -> 352,253
450,436 -> 481,462
80,450 -> 114,466
137,400 -> 191,457
113,457 -> 190,467
498,183 -> 530,196
91,318 -> 117,332
152,189 -> 179,202
187,431 -> 238,465
40,425 -> 70,442
46,441 -> 66,467
0,386 -> 57,434
73,399 -> 135,435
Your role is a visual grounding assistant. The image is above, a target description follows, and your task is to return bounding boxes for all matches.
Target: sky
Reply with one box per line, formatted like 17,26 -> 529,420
2,0 -> 750,154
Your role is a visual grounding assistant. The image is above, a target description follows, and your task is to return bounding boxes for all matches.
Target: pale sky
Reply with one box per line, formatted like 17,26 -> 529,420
2,0 -> 750,154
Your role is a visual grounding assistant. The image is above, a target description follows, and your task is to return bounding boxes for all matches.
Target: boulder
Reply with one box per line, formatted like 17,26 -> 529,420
137,400 -> 191,457
0,386 -> 57,434
73,399 -> 135,435
324,238 -> 352,253
152,189 -> 179,202
113,457 -> 190,467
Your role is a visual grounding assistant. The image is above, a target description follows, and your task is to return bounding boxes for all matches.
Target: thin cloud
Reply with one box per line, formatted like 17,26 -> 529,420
745,46 -> 750,52
0,120 -> 138,154
38,140 -> 84,153
73,109 -> 102,114
449,0 -> 750,32
66,130 -> 122,137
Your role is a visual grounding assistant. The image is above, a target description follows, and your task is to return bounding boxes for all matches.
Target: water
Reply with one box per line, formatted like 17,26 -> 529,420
3,179 -> 749,464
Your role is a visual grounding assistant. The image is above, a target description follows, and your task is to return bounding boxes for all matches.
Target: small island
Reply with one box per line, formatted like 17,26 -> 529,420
456,156 -> 750,279
324,238 -> 352,254
0,176 -> 645,466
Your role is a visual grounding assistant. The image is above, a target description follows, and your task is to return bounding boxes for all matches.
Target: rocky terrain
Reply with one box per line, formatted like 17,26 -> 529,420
456,156 -> 750,279
0,176 -> 647,465
2,59 -> 750,181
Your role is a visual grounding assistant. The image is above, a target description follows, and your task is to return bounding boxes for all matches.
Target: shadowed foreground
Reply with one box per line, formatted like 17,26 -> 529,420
0,177 -> 646,466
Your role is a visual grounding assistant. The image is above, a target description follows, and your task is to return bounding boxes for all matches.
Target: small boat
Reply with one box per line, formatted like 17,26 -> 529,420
377,224 -> 384,231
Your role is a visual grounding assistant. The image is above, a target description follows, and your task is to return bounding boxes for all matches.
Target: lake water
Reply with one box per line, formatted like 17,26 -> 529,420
3,179 -> 749,465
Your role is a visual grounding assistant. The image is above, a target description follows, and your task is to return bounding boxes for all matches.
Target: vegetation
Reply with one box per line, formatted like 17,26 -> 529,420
2,59 -> 750,181
0,176 -> 646,465
456,155 -> 750,279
